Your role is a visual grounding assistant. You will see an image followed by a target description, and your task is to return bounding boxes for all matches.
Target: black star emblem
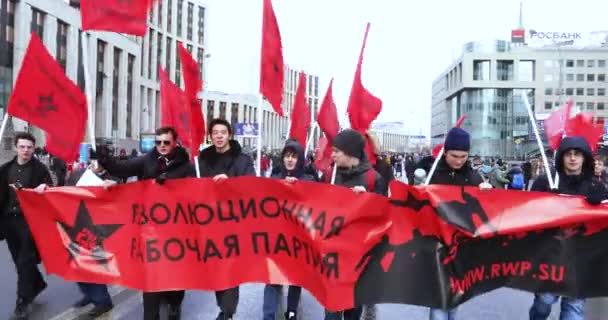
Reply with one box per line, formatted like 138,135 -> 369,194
37,95 -> 57,115
57,201 -> 123,268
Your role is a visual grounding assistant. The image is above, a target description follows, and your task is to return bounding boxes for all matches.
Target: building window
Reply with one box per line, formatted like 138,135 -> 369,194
165,36 -> 172,71
588,60 -> 595,68
576,102 -> 584,110
518,60 -> 535,81
599,60 -> 606,68
598,88 -> 606,96
576,59 -> 584,67
587,74 -> 595,82
599,102 -> 605,110
31,9 -> 45,38
231,103 -> 238,125
206,100 -> 214,125
566,88 -> 574,96
167,0 -> 173,32
566,73 -> 574,81
544,74 -> 553,82
156,33 -> 162,80
566,60 -> 574,67
148,28 -> 153,79
112,48 -> 121,133
544,88 -> 553,96
473,60 -> 490,81
576,88 -> 584,96
197,48 -> 204,76
598,74 -> 606,82
587,102 -> 594,111
577,74 -> 584,81
127,54 -> 134,138
219,101 -> 226,120
77,31 -> 84,92
177,0 -> 183,37
198,6 -> 205,45
187,44 -> 193,53
175,43 -> 181,87
96,40 -> 106,94
544,102 -> 552,110
158,0 -> 162,29
587,88 -> 595,96
187,2 -> 194,40
496,60 -> 515,80
56,20 -> 68,72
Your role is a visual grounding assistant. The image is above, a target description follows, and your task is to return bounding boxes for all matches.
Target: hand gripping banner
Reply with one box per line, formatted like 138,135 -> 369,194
16,178 -> 608,311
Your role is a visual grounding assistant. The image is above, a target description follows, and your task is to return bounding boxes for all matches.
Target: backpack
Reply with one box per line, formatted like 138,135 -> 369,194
511,173 -> 525,189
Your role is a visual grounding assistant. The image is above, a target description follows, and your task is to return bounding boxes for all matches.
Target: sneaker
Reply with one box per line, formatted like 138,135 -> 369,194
216,312 -> 233,320
11,297 -> 29,320
73,297 -> 92,308
284,311 -> 297,320
87,304 -> 113,318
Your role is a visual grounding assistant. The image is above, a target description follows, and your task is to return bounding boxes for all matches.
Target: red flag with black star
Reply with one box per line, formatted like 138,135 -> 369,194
159,68 -> 193,153
178,43 -> 205,154
7,33 -> 87,162
288,72 -> 311,148
80,0 -> 155,36
259,0 -> 284,116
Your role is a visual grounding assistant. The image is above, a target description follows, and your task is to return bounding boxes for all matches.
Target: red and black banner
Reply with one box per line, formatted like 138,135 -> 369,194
17,178 -> 608,311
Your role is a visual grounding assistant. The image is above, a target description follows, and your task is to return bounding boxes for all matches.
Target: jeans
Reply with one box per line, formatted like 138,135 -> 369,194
429,308 -> 456,320
77,283 -> 112,307
216,287 -> 239,316
143,291 -> 184,320
529,293 -> 585,320
262,285 -> 302,320
324,306 -> 363,320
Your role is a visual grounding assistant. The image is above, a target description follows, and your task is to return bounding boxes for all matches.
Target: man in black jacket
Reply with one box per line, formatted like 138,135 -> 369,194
428,127 -> 491,320
528,136 -> 607,320
325,129 -> 387,320
196,119 -> 255,320
96,127 -> 195,320
0,132 -> 53,319
263,139 -> 315,320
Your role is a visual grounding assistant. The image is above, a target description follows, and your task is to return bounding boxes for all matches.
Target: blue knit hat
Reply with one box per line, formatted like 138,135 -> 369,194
444,127 -> 470,152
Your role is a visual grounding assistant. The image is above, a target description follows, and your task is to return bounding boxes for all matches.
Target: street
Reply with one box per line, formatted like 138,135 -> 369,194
3,242 -> 608,320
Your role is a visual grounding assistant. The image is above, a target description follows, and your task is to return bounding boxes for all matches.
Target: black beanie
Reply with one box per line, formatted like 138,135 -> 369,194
333,129 -> 366,159
444,127 -> 470,152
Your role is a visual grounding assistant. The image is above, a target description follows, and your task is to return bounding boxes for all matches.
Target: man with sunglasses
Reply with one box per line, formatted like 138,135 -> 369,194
196,119 -> 255,320
95,126 -> 195,320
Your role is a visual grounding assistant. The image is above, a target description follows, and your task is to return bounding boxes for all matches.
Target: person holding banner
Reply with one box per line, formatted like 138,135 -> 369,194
529,136 -> 608,320
0,132 -> 53,320
263,139 -> 316,320
325,129 -> 387,320
196,119 -> 255,320
94,126 -> 195,320
428,127 -> 492,320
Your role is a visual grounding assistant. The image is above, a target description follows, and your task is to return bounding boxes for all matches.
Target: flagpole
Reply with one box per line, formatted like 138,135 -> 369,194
521,92 -> 555,189
81,32 -> 97,151
424,148 -> 443,185
194,155 -> 201,178
304,122 -> 318,156
330,163 -> 337,185
0,114 -> 9,144
256,95 -> 264,176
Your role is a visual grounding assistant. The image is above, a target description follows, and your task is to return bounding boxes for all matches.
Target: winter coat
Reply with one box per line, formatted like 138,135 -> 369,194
374,156 -> 395,183
428,157 -> 483,187
99,146 -> 195,180
532,137 -> 608,202
0,157 -> 53,215
197,140 -> 256,178
506,166 -> 524,189
489,166 -> 510,189
334,155 -> 388,196
271,140 -> 316,182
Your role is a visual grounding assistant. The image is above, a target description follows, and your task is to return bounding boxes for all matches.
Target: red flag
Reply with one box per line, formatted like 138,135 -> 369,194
8,34 -> 87,162
544,101 -> 573,150
259,0 -> 284,116
432,144 -> 443,159
80,0 -> 154,36
566,112 -> 604,153
288,72 -> 311,148
178,43 -> 205,155
159,68 -> 193,152
314,135 -> 333,172
347,23 -> 382,132
317,79 -> 339,143
454,115 -> 466,128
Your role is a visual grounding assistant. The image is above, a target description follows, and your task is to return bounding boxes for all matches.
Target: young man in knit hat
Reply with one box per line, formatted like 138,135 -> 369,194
325,129 -> 387,320
428,127 -> 492,320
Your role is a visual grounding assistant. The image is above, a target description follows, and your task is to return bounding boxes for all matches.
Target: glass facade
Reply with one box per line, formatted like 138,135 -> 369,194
497,60 -> 514,81
0,0 -> 15,127
463,40 -> 510,54
518,61 -> 535,81
473,60 -> 490,81
455,88 -> 534,158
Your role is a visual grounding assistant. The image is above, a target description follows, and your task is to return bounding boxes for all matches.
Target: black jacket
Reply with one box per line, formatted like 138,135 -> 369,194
532,137 -> 607,202
374,156 -> 395,183
271,140 -> 316,182
99,146 -> 195,180
0,157 -> 53,215
334,155 -> 388,196
197,140 -> 256,178
429,157 -> 483,187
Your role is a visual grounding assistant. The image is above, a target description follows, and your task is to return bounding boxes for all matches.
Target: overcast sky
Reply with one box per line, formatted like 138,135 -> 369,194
203,0 -> 608,137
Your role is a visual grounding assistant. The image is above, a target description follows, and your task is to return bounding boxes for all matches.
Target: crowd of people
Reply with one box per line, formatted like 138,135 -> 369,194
1,121 -> 607,320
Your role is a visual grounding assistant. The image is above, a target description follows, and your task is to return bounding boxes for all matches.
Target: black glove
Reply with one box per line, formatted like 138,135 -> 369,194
586,186 -> 606,206
155,173 -> 168,185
